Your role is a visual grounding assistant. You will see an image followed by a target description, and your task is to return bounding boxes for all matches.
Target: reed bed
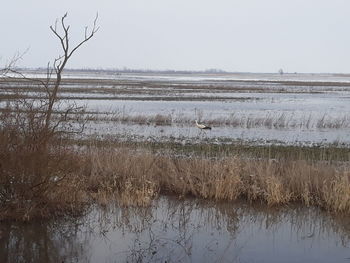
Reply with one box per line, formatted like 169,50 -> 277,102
85,112 -> 350,130
85,147 -> 350,212
1,139 -> 350,221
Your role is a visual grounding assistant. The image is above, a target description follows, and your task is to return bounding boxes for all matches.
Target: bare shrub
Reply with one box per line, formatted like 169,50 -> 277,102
0,13 -> 98,221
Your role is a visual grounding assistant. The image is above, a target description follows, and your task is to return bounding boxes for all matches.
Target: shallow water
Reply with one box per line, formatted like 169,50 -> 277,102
1,196 -> 350,263
2,71 -> 350,146
13,70 -> 350,83
71,91 -> 350,117
84,122 -> 350,146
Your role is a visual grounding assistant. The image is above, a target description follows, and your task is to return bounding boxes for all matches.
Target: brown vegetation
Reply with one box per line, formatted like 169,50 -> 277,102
83,147 -> 350,213
0,13 -> 98,221
0,93 -> 87,221
2,135 -> 350,221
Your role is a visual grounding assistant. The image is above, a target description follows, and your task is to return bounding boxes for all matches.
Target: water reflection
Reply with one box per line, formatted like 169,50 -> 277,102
1,196 -> 350,262
0,218 -> 91,262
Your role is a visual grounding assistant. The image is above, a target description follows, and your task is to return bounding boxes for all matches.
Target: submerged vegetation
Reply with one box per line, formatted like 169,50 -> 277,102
83,111 -> 350,130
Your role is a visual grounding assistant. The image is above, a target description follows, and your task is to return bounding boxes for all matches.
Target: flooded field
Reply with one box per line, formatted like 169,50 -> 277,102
2,71 -> 350,146
1,71 -> 350,262
1,196 -> 350,263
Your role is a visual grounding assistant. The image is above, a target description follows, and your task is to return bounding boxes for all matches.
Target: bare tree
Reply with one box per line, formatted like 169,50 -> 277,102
1,13 -> 99,142
44,12 -> 99,133
0,13 -> 99,221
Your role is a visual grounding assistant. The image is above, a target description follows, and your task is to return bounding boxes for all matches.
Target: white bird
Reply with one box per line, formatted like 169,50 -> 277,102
195,120 -> 212,130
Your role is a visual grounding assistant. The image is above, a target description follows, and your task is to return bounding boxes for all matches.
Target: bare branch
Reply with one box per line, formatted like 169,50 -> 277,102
0,49 -> 28,76
43,12 -> 99,134
67,13 -> 99,59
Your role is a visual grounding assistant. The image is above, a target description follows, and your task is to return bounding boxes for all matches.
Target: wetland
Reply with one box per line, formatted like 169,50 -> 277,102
1,71 -> 350,262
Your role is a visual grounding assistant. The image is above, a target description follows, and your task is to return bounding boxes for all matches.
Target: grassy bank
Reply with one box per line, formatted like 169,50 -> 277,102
1,141 -> 349,221
85,146 -> 350,211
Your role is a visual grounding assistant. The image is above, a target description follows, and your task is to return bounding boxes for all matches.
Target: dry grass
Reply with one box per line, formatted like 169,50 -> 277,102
1,132 -> 350,221
84,111 -> 350,129
0,142 -> 88,221
0,85 -> 87,222
81,147 -> 350,214
85,147 -> 158,207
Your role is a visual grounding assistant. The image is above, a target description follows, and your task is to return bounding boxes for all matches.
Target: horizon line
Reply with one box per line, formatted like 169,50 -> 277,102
13,67 -> 350,75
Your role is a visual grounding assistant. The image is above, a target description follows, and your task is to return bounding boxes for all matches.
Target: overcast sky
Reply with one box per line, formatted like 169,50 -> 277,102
1,0 -> 350,73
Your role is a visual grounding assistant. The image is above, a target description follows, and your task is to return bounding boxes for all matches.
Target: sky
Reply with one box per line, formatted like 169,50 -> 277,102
1,0 -> 350,73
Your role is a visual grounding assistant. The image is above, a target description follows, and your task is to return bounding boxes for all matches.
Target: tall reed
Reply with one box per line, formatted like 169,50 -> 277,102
84,147 -> 350,213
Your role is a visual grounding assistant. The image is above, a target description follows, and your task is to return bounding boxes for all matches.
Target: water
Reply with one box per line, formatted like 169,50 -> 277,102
2,71 -> 350,146
84,122 -> 350,146
13,70 -> 350,83
1,196 -> 350,263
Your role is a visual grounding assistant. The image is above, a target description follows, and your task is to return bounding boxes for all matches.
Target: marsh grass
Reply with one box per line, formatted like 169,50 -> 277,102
0,139 -> 87,221
1,100 -> 350,222
73,138 -> 350,162
2,100 -> 349,223
1,136 -> 350,221
84,112 -> 350,130
81,146 -> 350,214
